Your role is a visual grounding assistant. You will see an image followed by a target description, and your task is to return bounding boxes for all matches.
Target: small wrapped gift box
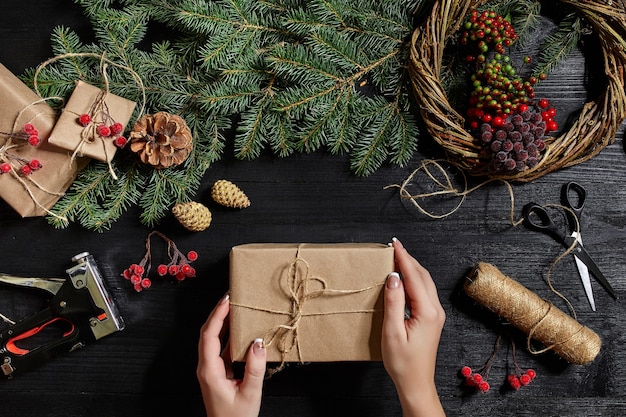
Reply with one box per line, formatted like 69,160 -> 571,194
229,243 -> 394,364
0,64 -> 85,217
48,80 -> 136,162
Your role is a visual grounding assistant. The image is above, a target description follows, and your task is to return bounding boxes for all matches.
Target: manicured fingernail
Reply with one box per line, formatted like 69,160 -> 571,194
253,338 -> 265,355
387,272 -> 401,289
220,293 -> 230,304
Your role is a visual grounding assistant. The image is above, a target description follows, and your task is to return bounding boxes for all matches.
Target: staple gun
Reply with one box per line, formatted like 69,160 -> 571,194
0,252 -> 124,378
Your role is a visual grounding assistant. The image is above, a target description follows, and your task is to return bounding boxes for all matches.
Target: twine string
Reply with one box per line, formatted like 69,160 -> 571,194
230,245 -> 385,376
465,262 -> 601,365
385,159 -> 521,226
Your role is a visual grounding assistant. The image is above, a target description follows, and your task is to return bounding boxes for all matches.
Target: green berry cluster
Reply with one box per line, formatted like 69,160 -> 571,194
462,9 -> 546,128
461,9 -> 554,173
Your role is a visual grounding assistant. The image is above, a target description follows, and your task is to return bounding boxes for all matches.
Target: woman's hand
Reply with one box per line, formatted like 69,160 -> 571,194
382,238 -> 446,417
197,294 -> 267,417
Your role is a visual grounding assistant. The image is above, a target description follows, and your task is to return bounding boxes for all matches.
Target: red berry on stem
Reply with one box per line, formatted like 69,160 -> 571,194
114,136 -> 128,148
29,159 -> 42,170
78,114 -> 92,126
460,366 -> 472,377
519,373 -> 532,386
187,250 -> 198,261
23,123 -> 35,133
1,163 -> 12,173
28,135 -> 41,146
140,278 -> 152,289
130,274 -> 142,285
538,98 -> 549,108
110,122 -> 124,135
168,265 -> 179,276
526,369 -> 536,380
157,264 -> 168,276
478,381 -> 490,392
20,165 -> 32,175
97,125 -> 111,137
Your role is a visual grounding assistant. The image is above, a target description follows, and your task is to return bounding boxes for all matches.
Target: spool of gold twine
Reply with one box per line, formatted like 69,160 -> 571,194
465,262 -> 601,365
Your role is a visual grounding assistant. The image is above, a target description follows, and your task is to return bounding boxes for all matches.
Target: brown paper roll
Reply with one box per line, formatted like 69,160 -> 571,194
465,262 -> 601,365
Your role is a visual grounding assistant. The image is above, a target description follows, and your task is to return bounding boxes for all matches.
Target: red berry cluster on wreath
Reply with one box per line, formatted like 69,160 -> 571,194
0,123 -> 44,176
122,230 -> 199,292
77,113 -> 128,148
461,9 -> 556,173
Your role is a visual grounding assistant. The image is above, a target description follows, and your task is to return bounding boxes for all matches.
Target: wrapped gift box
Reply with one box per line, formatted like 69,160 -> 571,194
48,80 -> 136,162
0,64 -> 86,217
229,243 -> 394,363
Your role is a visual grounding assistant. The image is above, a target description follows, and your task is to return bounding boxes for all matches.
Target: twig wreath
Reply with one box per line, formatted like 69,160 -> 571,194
408,0 -> 626,181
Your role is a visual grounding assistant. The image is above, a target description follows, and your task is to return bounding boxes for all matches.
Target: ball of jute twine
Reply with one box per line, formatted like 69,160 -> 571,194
465,262 -> 601,365
408,0 -> 626,182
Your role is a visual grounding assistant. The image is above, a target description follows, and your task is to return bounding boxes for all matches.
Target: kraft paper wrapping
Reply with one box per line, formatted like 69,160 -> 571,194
229,243 -> 395,363
0,64 -> 85,217
48,80 -> 136,162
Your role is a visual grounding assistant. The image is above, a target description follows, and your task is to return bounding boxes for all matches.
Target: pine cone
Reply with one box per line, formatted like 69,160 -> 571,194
129,111 -> 193,169
211,179 -> 251,209
172,201 -> 212,231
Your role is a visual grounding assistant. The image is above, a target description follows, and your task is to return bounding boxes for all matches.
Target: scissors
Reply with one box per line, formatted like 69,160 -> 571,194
522,182 -> 617,309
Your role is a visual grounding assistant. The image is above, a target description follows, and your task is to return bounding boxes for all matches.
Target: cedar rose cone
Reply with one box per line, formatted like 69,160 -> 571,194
129,111 -> 193,169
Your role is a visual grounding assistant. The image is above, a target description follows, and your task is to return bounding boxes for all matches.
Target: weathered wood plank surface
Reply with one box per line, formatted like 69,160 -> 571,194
1,1 -> 625,416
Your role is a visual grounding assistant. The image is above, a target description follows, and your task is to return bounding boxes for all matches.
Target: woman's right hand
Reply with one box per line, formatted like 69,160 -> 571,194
381,238 -> 446,417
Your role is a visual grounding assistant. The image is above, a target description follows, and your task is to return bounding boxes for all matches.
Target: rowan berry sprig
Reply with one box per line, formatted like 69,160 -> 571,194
0,123 -> 42,146
506,337 -> 537,390
459,332 -> 537,395
122,230 -> 198,292
77,112 -> 128,148
0,123 -> 44,177
459,333 -> 502,394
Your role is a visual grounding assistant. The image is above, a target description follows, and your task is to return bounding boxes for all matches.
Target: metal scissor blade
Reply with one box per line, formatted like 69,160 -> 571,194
571,232 -> 595,311
564,235 -> 617,300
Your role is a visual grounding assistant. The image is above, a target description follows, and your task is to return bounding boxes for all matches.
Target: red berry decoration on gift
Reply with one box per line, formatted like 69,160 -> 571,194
78,113 -> 92,126
121,230 -> 199,292
461,9 -> 557,173
76,111 -> 128,148
97,125 -> 112,137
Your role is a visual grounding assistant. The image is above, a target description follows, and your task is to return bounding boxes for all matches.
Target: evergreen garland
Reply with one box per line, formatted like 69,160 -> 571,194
22,0 -> 587,231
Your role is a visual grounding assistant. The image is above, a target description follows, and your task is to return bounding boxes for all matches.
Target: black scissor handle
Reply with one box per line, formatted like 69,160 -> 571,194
522,202 -> 566,241
561,182 -> 586,231
561,181 -> 586,211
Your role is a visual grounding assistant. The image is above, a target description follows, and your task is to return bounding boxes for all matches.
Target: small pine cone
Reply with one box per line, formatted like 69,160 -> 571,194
211,179 -> 250,209
129,111 -> 193,169
172,201 -> 212,232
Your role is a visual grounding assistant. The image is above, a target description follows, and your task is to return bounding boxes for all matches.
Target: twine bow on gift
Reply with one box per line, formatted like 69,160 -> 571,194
0,99 -> 67,220
231,246 -> 387,376
33,52 -> 147,180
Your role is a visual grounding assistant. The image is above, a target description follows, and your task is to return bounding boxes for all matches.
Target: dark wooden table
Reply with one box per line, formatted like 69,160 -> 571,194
1,1 -> 625,416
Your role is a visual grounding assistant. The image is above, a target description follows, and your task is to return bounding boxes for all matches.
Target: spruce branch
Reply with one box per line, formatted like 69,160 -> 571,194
533,12 -> 583,78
